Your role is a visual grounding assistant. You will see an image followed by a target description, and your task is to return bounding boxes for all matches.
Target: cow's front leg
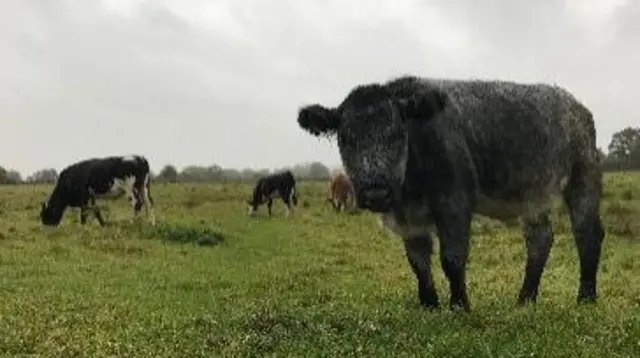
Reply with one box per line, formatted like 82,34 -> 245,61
89,197 -> 106,227
80,206 -> 90,225
403,234 -> 439,309
267,198 -> 273,217
435,205 -> 472,312
517,211 -> 554,305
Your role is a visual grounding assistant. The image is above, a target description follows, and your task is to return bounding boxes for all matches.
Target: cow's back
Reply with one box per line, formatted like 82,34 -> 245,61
413,78 -> 598,201
52,156 -> 149,207
85,156 -> 147,194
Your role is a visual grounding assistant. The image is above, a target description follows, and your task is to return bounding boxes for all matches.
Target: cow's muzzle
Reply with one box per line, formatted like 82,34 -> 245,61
357,185 -> 394,213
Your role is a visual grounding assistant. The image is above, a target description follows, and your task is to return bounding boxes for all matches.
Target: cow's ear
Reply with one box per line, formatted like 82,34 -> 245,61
396,89 -> 448,121
297,104 -> 341,137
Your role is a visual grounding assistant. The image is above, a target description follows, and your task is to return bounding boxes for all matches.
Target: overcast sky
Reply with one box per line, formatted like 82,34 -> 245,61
1,0 -> 638,175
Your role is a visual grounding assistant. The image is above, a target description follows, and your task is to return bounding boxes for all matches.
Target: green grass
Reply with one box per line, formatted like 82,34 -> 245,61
0,174 -> 639,357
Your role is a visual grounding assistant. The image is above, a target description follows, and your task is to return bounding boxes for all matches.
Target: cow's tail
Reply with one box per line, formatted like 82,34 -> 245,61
145,172 -> 154,206
138,156 -> 156,225
136,155 -> 154,206
290,184 -> 298,206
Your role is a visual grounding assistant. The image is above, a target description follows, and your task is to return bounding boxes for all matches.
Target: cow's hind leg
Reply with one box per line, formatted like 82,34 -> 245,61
143,174 -> 156,225
131,189 -> 143,223
284,189 -> 296,216
562,167 -> 605,304
282,195 -> 294,217
403,234 -> 439,309
517,211 -> 554,305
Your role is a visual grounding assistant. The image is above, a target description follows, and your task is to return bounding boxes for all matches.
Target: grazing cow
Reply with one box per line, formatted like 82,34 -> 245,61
327,171 -> 355,212
40,155 -> 156,227
297,75 -> 605,311
247,170 -> 298,217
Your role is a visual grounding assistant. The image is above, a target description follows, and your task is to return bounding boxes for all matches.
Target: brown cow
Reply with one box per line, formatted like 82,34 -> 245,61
327,172 -> 355,212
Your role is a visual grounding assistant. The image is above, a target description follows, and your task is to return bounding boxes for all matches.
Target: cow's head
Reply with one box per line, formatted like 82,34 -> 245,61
297,81 -> 448,213
40,200 -> 65,226
244,197 -> 255,215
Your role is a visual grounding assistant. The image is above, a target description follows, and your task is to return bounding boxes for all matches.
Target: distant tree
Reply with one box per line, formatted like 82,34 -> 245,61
6,170 -> 22,184
179,165 -> 209,182
206,165 -> 224,182
157,164 -> 178,183
607,127 -> 640,171
27,168 -> 58,184
240,168 -> 258,182
221,168 -> 242,182
290,163 -> 310,179
330,166 -> 345,176
308,162 -> 330,180
0,166 -> 7,184
256,168 -> 270,178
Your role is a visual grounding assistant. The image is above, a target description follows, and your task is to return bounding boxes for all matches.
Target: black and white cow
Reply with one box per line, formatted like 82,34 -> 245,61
247,170 -> 298,217
297,75 -> 605,311
40,155 -> 156,227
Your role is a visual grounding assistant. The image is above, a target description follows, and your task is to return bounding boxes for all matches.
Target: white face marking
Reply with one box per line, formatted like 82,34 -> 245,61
559,176 -> 569,190
362,157 -> 370,171
393,142 -> 409,181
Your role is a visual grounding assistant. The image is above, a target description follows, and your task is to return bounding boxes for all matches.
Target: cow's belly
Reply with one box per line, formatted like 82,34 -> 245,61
94,176 -> 136,199
379,179 -> 568,237
475,174 -> 569,221
264,189 -> 281,200
474,195 -> 552,222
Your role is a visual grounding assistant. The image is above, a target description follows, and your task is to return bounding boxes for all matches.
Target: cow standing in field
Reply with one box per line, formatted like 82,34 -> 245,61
297,75 -> 605,311
247,170 -> 298,217
40,155 -> 156,227
327,171 -> 355,212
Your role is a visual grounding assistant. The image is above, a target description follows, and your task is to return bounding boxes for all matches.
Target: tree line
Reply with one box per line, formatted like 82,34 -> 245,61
0,161 -> 338,185
2,126 -> 640,185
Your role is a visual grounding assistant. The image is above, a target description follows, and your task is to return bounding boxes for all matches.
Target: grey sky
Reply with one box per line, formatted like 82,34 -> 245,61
1,0 -> 638,175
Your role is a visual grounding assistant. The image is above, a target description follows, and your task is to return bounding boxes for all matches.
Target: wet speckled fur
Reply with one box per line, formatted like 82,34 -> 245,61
297,75 -> 605,311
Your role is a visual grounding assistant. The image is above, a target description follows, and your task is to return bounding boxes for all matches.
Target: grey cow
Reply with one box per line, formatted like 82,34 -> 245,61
297,75 -> 605,312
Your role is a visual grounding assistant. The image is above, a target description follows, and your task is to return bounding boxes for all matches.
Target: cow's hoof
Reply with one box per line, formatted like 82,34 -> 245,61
577,295 -> 597,305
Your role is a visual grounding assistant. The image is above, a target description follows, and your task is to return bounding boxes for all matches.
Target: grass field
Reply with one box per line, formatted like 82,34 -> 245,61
1,173 -> 639,357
